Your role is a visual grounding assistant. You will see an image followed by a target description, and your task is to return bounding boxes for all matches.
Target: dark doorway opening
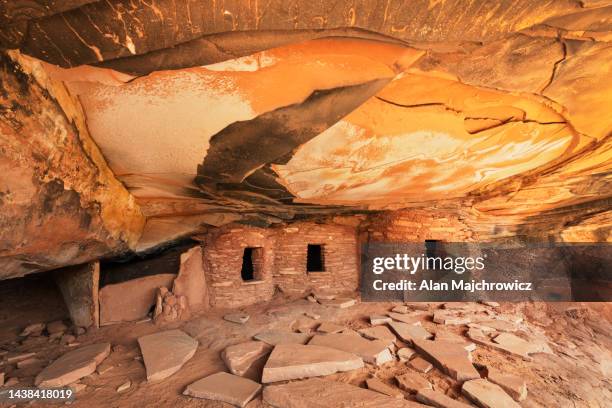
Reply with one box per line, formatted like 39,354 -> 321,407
241,247 -> 263,281
307,244 -> 325,272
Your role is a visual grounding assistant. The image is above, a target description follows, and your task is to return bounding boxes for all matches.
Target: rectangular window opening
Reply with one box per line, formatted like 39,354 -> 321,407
307,244 -> 325,272
241,247 -> 263,281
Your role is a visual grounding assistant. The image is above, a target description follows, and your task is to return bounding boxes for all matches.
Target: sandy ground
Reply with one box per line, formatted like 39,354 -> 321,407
0,278 -> 610,407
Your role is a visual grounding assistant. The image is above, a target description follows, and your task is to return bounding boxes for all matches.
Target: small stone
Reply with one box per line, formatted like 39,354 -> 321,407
6,352 -> 36,364
306,295 -> 317,303
487,367 -> 527,401
318,298 -> 356,308
416,388 -> 473,408
317,322 -> 345,334
397,347 -> 416,362
305,312 -> 320,320
35,343 -> 111,387
370,315 -> 393,325
406,303 -> 431,311
96,360 -> 114,375
116,380 -> 131,392
61,334 -> 76,345
224,313 -> 250,324
389,321 -> 432,345
5,377 -> 19,387
46,320 -> 68,335
366,377 -> 403,398
138,329 -> 198,382
71,382 -> 87,393
395,371 -> 432,393
410,357 -> 433,373
74,327 -> 86,336
392,305 -> 409,314
262,344 -> 363,383
480,301 -> 500,307
16,357 -> 42,368
19,323 -> 45,337
184,372 -> 261,408
462,379 -> 521,408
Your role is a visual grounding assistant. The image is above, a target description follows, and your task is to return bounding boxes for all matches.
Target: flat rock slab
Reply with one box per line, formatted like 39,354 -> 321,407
317,322 -> 345,333
35,343 -> 110,387
254,330 -> 311,346
389,321 -> 432,345
261,344 -> 363,383
222,341 -> 272,380
392,305 -> 409,314
388,312 -> 426,325
99,274 -> 175,325
264,378 -> 428,407
487,367 -> 528,401
173,246 -> 207,311
475,319 -> 517,332
413,339 -> 479,382
224,313 -> 250,324
318,298 -> 356,308
396,371 -> 432,393
434,330 -> 476,352
184,372 -> 261,408
359,326 -> 397,345
416,388 -> 473,408
138,329 -> 198,382
366,377 -> 403,398
309,333 -> 393,365
410,356 -> 433,373
397,347 -> 416,362
433,311 -> 471,325
462,379 -> 521,408
371,315 -> 392,325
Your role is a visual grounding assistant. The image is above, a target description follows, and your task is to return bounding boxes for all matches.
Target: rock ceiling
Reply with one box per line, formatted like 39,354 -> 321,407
0,0 -> 611,278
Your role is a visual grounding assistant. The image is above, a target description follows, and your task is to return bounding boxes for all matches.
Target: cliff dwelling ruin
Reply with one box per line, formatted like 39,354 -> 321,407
0,0 -> 610,407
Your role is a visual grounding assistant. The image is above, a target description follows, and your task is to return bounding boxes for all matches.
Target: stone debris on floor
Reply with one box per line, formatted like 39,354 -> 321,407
462,378 -> 521,408
253,330 -> 311,346
366,377 -> 404,398
308,332 -> 394,365
389,321 -> 433,344
395,371 -> 432,393
416,388 -> 473,408
221,341 -> 271,379
409,356 -> 433,373
223,312 -> 250,324
412,339 -> 480,382
137,329 -> 198,382
184,371 -> 261,408
35,343 -> 110,387
261,343 -> 364,383
397,347 -> 417,362
263,378 -> 428,407
316,321 -> 346,333
486,367 -> 528,401
370,315 -> 393,325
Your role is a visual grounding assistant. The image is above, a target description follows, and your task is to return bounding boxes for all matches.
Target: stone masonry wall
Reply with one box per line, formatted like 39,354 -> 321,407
200,225 -> 276,308
273,222 -> 359,296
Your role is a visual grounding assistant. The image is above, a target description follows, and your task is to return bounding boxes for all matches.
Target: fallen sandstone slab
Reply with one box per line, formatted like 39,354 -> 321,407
395,371 -> 432,393
359,325 -> 397,346
309,333 -> 393,365
412,339 -> 479,382
254,330 -> 311,346
388,312 -> 426,325
184,371 -> 261,408
263,378 -> 428,407
222,341 -> 272,380
138,329 -> 198,382
366,377 -> 403,398
261,344 -> 363,383
389,321 -> 432,345
462,379 -> 521,408
35,343 -> 110,387
416,388 -> 474,408
486,367 -> 528,401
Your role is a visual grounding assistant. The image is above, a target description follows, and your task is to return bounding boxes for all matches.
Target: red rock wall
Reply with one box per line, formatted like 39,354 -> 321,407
362,210 -> 477,242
